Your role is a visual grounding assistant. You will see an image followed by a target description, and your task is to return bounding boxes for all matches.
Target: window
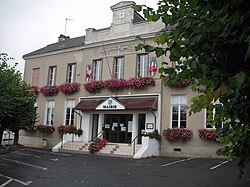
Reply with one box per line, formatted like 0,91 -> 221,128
31,68 -> 40,86
204,100 -> 223,129
114,57 -> 124,79
93,60 -> 102,81
45,101 -> 55,125
65,100 -> 75,126
48,66 -> 57,85
171,95 -> 187,128
66,63 -> 76,83
137,54 -> 149,77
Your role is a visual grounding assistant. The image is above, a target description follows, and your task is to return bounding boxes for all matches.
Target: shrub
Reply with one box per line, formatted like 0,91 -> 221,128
142,130 -> 161,142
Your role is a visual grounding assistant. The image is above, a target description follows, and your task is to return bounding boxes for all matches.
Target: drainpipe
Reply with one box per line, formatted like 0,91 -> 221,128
74,110 -> 82,129
150,108 -> 157,130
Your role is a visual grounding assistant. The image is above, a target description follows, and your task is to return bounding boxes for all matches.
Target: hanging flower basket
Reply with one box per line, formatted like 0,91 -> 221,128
167,79 -> 192,89
163,128 -> 193,142
59,82 -> 80,95
104,79 -> 130,91
28,86 -> 39,95
40,85 -> 59,96
84,80 -> 106,93
84,77 -> 155,93
198,129 -> 220,142
36,125 -> 55,133
24,125 -> 37,132
57,125 -> 83,137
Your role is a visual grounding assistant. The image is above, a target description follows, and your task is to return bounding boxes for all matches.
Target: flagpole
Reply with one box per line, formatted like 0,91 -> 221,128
64,18 -> 68,35
64,18 -> 74,36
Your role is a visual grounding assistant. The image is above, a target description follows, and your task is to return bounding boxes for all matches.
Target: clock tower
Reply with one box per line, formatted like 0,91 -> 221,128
111,1 -> 135,26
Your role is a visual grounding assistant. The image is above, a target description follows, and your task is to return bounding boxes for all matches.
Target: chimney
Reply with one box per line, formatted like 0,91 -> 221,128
58,34 -> 70,42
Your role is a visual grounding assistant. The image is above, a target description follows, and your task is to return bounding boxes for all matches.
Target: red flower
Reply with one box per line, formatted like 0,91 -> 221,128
88,138 -> 108,154
58,82 -> 80,95
168,79 -> 192,89
40,85 -> 59,96
163,128 -> 192,142
198,129 -> 220,141
84,77 -> 155,93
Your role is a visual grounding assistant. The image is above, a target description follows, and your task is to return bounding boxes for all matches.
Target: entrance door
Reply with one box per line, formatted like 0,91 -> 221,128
103,114 -> 132,143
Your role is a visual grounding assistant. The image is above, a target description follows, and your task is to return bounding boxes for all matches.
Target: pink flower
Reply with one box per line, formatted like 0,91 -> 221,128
59,82 -> 80,95
40,85 -> 59,96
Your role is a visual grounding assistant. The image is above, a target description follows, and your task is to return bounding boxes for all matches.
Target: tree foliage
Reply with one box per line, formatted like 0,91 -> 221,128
135,0 -> 250,175
0,53 -> 37,145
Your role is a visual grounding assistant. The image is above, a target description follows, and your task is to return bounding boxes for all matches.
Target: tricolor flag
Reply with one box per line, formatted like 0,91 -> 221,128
86,64 -> 92,81
149,57 -> 157,76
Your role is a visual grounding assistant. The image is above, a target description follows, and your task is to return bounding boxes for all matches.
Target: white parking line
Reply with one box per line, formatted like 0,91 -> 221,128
22,148 -> 70,157
161,157 -> 194,167
13,150 -> 58,161
0,179 -> 12,187
13,151 -> 41,158
0,157 -> 47,170
210,160 -> 229,170
0,173 -> 32,186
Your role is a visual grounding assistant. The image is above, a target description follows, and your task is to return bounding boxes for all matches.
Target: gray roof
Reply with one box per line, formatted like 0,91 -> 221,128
23,36 -> 85,59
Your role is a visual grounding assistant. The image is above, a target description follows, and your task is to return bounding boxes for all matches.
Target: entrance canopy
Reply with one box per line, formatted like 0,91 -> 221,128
75,96 -> 158,111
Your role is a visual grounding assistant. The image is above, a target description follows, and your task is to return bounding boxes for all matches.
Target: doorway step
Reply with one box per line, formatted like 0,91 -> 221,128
98,143 -> 141,157
59,141 -> 141,157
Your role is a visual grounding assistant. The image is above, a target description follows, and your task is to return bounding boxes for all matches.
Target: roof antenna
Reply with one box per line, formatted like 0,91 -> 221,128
102,43 -> 113,79
64,18 -> 74,35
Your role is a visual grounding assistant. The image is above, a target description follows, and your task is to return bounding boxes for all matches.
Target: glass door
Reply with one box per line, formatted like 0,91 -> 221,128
104,114 -> 133,143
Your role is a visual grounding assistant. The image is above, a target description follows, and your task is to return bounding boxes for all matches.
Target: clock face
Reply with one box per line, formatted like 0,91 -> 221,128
118,11 -> 126,20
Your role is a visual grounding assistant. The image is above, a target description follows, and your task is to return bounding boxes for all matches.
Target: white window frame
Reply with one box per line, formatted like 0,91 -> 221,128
45,101 -> 55,125
204,100 -> 223,129
93,60 -> 102,81
138,54 -> 149,77
170,95 -> 187,128
64,100 -> 75,126
48,66 -> 56,86
114,57 -> 124,79
67,63 -> 76,83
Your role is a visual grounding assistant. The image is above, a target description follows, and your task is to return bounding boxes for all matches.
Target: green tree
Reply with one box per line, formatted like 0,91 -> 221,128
0,53 -> 37,146
135,0 -> 250,176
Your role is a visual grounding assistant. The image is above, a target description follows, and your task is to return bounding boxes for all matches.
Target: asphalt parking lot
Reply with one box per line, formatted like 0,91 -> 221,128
0,147 -> 249,187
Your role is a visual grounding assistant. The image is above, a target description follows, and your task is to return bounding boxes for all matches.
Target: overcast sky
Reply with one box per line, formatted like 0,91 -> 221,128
0,0 -> 159,74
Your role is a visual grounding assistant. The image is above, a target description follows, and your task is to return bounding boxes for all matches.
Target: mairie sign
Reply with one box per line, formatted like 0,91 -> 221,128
96,97 -> 125,110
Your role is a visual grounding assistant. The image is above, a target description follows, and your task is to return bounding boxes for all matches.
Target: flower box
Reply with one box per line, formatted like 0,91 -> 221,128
40,85 -> 59,96
163,128 -> 193,142
84,77 -> 155,93
57,125 -> 83,137
167,79 -> 192,89
29,86 -> 39,95
58,82 -> 80,95
198,129 -> 219,142
36,125 -> 55,133
84,80 -> 105,93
